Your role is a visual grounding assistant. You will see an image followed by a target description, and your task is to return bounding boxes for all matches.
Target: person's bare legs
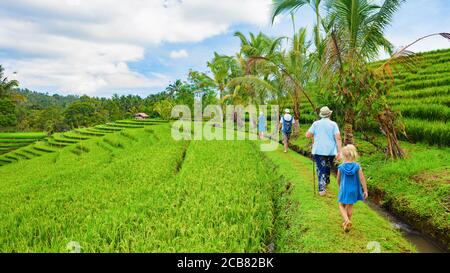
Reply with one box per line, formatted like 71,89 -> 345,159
283,134 -> 288,153
345,205 -> 353,231
346,205 -> 353,221
339,203 -> 349,226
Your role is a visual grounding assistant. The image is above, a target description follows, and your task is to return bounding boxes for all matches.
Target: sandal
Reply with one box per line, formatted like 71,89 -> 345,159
344,221 -> 353,232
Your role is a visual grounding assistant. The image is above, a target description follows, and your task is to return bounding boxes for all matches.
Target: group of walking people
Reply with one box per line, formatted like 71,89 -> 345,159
258,107 -> 368,232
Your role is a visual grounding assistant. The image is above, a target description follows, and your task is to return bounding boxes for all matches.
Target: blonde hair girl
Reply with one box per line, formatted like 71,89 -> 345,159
337,145 -> 368,232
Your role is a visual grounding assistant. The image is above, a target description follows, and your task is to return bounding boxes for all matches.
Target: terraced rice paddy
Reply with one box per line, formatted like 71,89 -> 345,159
0,120 -> 170,168
0,122 -> 285,252
0,132 -> 46,164
387,48 -> 450,146
0,121 -> 414,253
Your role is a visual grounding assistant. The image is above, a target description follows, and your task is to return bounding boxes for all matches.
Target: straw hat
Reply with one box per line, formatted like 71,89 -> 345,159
319,106 -> 333,118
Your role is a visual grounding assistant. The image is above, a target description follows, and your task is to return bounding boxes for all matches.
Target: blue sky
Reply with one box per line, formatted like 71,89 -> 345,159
0,0 -> 449,98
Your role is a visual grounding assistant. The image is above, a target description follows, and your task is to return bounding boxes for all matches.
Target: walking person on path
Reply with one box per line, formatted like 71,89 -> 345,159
337,144 -> 368,232
258,111 -> 266,139
306,106 -> 342,196
278,109 -> 295,153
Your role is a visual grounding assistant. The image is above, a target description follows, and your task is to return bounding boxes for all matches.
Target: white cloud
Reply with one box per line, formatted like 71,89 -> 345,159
169,49 -> 189,59
0,0 -> 272,96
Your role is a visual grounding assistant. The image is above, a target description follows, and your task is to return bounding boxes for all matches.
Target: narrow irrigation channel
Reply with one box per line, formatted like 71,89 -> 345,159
365,201 -> 445,253
286,141 -> 447,253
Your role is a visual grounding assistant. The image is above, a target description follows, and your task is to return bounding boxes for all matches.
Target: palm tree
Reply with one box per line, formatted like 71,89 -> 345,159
225,32 -> 284,106
272,0 -> 325,57
272,0 -> 411,158
276,28 -> 313,135
165,79 -> 183,99
321,0 -> 404,145
0,65 -> 19,99
189,53 -> 240,102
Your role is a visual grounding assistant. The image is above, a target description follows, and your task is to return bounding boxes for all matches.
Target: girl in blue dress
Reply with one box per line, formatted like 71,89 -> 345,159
337,145 -> 368,232
258,111 -> 266,139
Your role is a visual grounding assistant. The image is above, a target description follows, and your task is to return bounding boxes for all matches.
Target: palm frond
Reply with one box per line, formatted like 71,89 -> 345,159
440,33 -> 450,40
227,75 -> 276,94
271,0 -> 310,23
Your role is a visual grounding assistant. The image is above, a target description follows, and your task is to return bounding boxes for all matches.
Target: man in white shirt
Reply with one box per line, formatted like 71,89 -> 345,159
278,109 -> 295,153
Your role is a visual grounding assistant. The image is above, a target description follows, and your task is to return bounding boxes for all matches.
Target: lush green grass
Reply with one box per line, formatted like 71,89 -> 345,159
290,125 -> 449,250
265,145 -> 414,253
0,132 -> 47,156
403,119 -> 450,146
384,48 -> 450,146
0,121 -> 418,253
358,143 -> 450,250
0,132 -> 46,139
0,124 -> 286,252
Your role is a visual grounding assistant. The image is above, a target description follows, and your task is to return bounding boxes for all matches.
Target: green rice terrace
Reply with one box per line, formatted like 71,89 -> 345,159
1,0 -> 449,255
384,48 -> 450,146
0,49 -> 449,254
0,120 -> 415,253
0,132 -> 46,160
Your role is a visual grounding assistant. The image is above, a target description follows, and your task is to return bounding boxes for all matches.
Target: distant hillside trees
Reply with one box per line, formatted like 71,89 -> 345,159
0,64 -> 218,133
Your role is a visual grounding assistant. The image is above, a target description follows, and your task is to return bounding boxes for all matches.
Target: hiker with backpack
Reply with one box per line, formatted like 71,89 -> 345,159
306,106 -> 342,196
278,109 -> 295,153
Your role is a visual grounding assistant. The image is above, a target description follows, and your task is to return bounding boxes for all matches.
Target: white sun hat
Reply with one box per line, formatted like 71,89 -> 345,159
319,106 -> 333,118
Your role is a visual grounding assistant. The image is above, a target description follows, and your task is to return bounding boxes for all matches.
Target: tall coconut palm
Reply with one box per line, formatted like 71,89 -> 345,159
226,32 -> 284,105
276,28 -> 313,135
0,65 -> 19,99
233,31 -> 285,76
189,53 -> 240,103
272,0 -> 325,57
321,0 -> 404,145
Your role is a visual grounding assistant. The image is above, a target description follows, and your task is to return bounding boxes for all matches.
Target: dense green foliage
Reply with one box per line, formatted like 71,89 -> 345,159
0,66 -> 217,134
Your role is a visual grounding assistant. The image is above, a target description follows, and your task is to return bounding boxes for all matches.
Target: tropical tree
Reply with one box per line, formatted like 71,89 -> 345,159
319,0 -> 404,150
0,65 -> 19,99
273,0 -> 410,158
165,80 -> 184,99
272,0 -> 328,66
279,28 -> 314,135
0,65 -> 20,129
234,29 -> 317,136
226,32 -> 284,105
189,53 -> 240,102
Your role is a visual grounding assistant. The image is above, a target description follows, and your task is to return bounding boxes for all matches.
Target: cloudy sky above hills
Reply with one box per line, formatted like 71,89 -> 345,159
0,0 -> 449,97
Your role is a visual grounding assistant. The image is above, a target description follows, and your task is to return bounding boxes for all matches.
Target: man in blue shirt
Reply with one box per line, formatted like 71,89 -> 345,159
306,106 -> 342,196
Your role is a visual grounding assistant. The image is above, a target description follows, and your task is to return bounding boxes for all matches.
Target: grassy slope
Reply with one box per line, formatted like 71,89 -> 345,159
0,125 -> 184,252
0,132 -> 46,139
359,143 -> 450,249
0,132 -> 46,156
265,145 -> 414,253
290,125 -> 449,250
